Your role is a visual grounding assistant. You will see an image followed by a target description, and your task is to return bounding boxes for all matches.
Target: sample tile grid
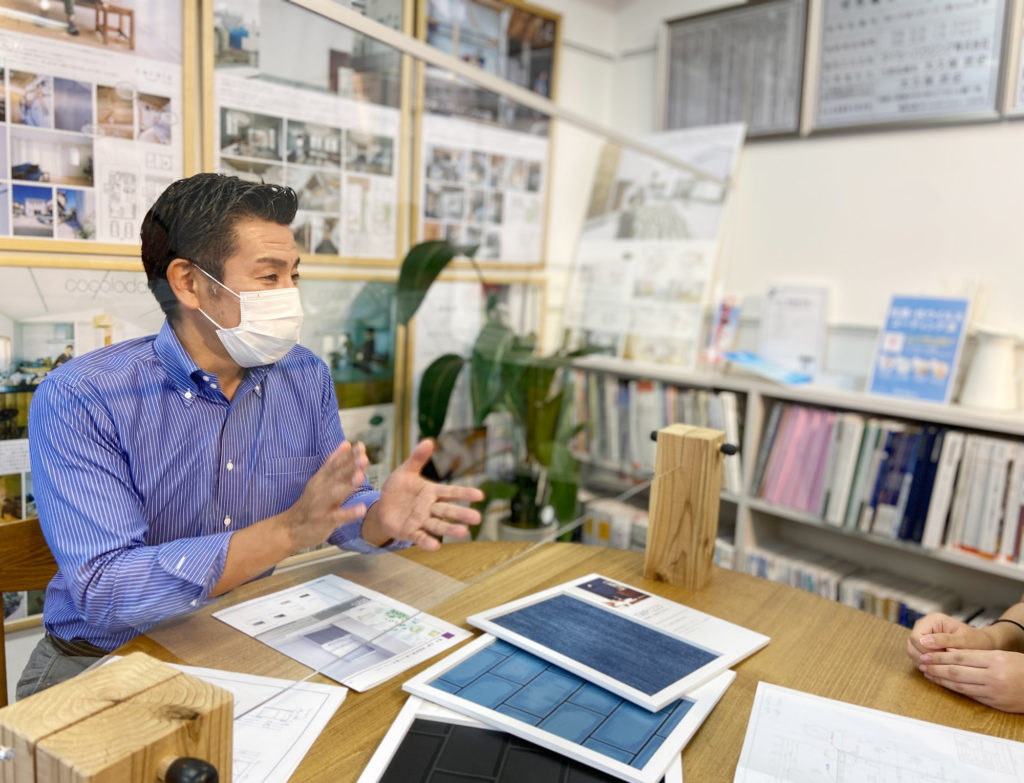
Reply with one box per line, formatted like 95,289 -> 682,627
405,635 -> 735,783
357,697 -> 684,783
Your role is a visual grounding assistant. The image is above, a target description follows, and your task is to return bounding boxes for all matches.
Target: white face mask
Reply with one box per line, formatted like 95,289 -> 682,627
195,266 -> 303,367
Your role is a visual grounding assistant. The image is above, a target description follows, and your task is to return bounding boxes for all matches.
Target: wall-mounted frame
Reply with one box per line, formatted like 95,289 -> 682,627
205,0 -> 414,266
810,0 -> 1008,132
412,0 -> 561,269
0,0 -> 199,255
659,0 -> 808,138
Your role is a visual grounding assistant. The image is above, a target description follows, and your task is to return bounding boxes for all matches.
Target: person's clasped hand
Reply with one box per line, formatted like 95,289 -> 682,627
908,612 -> 1024,713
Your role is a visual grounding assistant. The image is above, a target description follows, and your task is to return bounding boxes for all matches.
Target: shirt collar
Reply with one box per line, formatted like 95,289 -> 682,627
153,320 -> 272,401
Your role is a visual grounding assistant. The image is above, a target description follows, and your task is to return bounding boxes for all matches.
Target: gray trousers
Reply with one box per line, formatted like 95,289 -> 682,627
15,634 -> 101,701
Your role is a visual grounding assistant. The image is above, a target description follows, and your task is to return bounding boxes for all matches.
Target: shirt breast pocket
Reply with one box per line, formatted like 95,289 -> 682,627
254,455 -> 323,518
263,455 -> 322,476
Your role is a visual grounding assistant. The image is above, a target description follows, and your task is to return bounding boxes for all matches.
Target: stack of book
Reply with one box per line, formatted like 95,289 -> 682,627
742,540 -> 959,627
580,496 -> 736,568
752,401 -> 1024,564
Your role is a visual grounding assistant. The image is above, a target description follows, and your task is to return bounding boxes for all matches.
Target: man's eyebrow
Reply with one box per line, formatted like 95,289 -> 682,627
254,256 -> 302,268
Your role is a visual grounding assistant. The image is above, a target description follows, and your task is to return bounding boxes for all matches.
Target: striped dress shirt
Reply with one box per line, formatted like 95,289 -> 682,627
29,319 -> 386,651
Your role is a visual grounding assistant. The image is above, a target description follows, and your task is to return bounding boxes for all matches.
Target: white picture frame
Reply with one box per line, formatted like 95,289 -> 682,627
466,572 -> 767,711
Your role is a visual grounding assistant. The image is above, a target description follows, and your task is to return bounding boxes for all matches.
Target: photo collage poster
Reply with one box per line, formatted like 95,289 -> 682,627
565,123 -> 746,367
0,1 -> 185,244
419,113 -> 547,264
213,0 -> 404,262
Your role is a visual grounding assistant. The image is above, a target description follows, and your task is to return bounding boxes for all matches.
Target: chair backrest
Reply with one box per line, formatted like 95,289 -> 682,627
0,517 -> 58,707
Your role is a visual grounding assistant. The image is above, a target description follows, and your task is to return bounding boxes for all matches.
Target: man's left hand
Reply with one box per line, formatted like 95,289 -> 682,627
361,439 -> 484,550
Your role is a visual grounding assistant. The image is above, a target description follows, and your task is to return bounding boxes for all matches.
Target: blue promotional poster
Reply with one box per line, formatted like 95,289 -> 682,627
868,296 -> 970,403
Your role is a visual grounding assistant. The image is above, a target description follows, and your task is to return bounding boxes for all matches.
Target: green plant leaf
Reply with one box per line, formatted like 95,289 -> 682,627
468,479 -> 519,540
417,353 -> 466,438
395,241 -> 479,325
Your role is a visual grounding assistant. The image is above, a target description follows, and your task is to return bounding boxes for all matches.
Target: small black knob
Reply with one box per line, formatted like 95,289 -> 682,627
720,443 -> 739,456
164,758 -> 218,783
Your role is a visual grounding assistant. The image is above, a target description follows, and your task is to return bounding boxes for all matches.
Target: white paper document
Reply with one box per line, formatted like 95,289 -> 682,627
171,664 -> 346,783
467,572 -> 769,710
358,696 -> 684,783
213,574 -> 471,691
735,682 -> 1024,782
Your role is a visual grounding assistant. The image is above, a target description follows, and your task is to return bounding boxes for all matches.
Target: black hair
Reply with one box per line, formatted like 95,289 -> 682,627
140,173 -> 298,320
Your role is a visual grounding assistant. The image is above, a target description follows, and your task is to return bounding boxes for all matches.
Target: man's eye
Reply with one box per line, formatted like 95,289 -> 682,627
263,274 -> 278,282
292,274 -> 301,283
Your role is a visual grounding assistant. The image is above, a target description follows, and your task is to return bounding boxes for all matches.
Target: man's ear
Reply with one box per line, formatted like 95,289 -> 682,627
165,258 -> 201,312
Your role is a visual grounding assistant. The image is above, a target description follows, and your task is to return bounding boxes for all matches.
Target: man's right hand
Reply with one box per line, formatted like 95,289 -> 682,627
281,441 -> 370,552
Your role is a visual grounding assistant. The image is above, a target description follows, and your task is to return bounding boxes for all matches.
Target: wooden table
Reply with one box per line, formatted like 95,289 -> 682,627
120,542 -> 1024,781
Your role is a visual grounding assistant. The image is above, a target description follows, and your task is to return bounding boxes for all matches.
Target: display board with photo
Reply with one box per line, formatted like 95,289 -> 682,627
564,124 -> 746,368
0,1 -> 189,248
419,113 -> 547,265
213,0 -> 407,263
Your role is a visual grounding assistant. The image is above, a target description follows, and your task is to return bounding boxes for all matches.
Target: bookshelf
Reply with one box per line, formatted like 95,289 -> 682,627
572,354 -> 1024,622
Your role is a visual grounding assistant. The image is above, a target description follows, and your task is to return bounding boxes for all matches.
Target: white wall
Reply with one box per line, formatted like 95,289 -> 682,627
607,0 -> 1024,335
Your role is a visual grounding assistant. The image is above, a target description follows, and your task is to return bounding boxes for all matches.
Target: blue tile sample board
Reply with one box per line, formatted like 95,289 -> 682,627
428,638 -> 694,770
489,593 -> 719,695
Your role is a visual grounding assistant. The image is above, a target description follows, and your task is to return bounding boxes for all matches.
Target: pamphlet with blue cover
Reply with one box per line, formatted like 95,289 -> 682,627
867,295 -> 970,404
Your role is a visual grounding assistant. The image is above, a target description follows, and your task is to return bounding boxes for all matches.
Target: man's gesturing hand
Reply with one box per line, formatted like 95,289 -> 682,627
361,439 -> 485,550
284,441 -> 369,552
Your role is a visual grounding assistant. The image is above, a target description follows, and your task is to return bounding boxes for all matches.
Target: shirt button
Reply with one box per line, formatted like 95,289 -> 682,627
211,383 -> 218,389
223,516 -> 231,526
202,375 -> 209,381
255,385 -> 261,392
227,461 -> 234,471
184,391 -> 192,399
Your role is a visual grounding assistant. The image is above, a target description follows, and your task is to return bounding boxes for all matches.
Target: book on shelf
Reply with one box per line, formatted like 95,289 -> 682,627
750,400 -> 1024,569
573,370 -> 745,491
920,430 -> 965,550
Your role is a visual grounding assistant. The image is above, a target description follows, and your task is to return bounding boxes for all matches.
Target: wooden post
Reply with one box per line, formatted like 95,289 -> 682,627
644,424 -> 725,590
0,652 -> 232,783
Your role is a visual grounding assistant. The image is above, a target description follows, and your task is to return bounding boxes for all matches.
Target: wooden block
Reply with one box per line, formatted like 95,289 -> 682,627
0,652 -> 231,783
644,424 -> 725,590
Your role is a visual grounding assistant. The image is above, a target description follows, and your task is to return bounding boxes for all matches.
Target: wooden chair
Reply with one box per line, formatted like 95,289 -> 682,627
0,517 -> 58,707
95,1 -> 135,51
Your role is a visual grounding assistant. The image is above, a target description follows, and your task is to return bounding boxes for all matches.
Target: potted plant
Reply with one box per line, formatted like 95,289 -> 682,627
396,240 -> 599,537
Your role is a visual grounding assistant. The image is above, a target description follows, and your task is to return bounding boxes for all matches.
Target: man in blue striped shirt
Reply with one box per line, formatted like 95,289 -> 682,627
18,174 -> 483,698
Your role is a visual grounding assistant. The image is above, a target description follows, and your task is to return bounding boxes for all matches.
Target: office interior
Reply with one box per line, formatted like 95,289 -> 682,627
2,0 -> 1024,768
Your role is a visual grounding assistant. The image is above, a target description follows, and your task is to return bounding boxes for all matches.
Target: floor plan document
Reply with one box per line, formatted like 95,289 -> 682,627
735,681 -> 1024,782
468,572 -> 768,710
213,574 -> 471,691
